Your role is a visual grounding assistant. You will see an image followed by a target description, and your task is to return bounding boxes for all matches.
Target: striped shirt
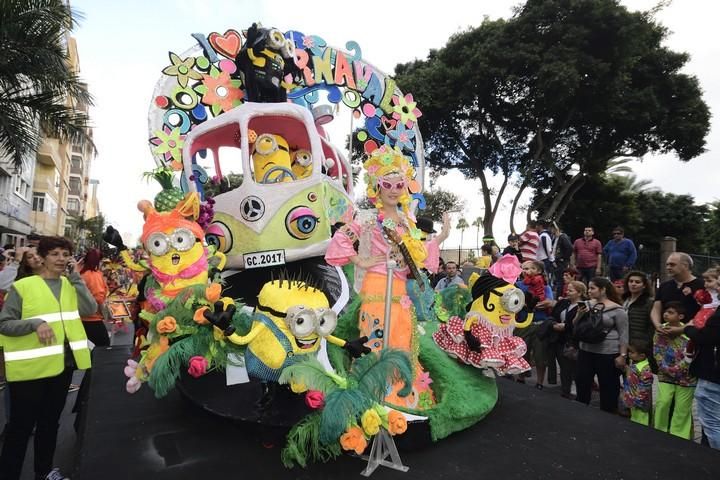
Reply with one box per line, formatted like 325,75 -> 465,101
519,230 -> 539,261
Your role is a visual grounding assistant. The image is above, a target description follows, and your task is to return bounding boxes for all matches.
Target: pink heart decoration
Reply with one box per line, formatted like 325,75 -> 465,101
209,30 -> 243,59
381,116 -> 397,131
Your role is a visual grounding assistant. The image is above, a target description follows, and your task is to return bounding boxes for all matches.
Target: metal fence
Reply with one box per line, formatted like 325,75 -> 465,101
689,253 -> 720,275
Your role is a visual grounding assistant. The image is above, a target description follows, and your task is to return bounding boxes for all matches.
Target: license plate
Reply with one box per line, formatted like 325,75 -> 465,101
243,250 -> 286,269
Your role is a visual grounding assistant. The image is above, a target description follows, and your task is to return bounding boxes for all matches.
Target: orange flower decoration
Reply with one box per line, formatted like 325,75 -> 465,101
206,283 -> 222,303
387,410 -> 407,435
156,316 -> 178,334
340,426 -> 367,454
193,306 -> 210,325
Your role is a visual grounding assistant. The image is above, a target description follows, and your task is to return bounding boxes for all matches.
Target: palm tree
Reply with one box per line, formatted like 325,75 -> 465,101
456,217 -> 469,263
471,216 -> 482,251
66,213 -> 105,250
456,217 -> 469,248
0,0 -> 94,169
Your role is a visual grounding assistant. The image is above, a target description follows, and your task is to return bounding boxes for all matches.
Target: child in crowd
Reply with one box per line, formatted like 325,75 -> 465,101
692,267 -> 720,329
502,234 -> 523,262
622,341 -> 654,426
522,260 -> 547,304
475,244 -> 493,269
653,301 -> 697,439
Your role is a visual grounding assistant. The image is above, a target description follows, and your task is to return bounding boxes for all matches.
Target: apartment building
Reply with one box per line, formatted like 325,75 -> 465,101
0,151 -> 35,247
31,35 -> 98,239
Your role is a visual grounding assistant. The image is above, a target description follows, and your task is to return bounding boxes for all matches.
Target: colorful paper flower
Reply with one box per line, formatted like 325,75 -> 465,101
305,390 -> 325,409
417,371 -> 433,390
205,283 -> 222,303
150,126 -> 185,170
391,93 -> 422,128
193,306 -> 210,325
388,122 -> 415,151
360,408 -> 382,436
187,356 -> 209,378
162,52 -> 203,88
387,410 -> 407,435
156,316 -> 177,334
194,67 -> 244,117
340,426 -> 368,454
400,295 -> 413,310
290,380 -> 308,394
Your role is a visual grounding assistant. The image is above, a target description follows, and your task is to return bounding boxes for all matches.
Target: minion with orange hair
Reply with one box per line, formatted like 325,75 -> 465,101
325,145 -> 435,411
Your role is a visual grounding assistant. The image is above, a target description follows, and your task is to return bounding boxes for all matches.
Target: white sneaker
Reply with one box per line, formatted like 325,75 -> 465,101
44,467 -> 69,480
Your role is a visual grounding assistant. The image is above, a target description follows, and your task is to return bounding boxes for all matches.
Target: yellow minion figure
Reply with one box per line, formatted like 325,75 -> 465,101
204,278 -> 369,382
290,149 -> 313,179
432,258 -> 534,375
252,133 -> 293,183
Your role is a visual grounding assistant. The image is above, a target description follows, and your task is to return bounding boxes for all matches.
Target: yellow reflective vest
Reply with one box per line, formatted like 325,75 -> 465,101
2,275 -> 91,381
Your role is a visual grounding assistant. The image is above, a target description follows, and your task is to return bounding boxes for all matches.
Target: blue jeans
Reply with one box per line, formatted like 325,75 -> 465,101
578,267 -> 596,285
695,379 -> 720,449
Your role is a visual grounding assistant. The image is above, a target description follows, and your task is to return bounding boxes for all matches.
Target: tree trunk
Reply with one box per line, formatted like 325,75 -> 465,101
510,179 -> 529,233
553,175 -> 587,222
543,172 -> 585,219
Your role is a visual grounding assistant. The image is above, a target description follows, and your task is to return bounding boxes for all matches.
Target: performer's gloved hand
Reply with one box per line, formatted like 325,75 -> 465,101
343,336 -> 371,358
203,301 -> 237,336
464,329 -> 482,352
103,226 -> 127,251
524,291 -> 539,312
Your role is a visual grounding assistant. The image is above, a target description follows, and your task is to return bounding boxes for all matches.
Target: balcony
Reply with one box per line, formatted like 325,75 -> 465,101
36,138 -> 62,168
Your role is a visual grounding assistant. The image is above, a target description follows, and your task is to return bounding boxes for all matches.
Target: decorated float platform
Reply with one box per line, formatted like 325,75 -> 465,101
75,347 -> 720,479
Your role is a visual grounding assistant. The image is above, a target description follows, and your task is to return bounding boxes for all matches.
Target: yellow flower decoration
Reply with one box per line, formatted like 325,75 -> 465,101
162,52 -> 203,88
360,408 -> 382,436
290,381 -> 308,394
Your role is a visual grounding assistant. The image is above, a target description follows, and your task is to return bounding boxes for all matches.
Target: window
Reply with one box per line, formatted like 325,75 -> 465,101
68,198 -> 80,213
32,193 -> 45,212
14,177 -> 29,199
69,177 -> 81,195
71,155 -> 82,173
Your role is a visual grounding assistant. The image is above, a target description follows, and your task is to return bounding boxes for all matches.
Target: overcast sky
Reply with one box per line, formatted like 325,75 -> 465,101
70,0 -> 718,248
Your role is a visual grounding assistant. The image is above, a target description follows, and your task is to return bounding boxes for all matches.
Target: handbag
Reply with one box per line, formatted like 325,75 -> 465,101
573,303 -> 610,344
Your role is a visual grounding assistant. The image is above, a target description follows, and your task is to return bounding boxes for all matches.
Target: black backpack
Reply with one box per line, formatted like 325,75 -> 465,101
573,303 -> 610,344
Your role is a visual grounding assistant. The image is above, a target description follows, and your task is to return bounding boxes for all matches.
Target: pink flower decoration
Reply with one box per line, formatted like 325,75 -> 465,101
400,295 -> 413,310
123,359 -> 138,379
488,254 -> 523,284
187,356 -> 209,378
305,390 -> 325,409
417,371 -> 433,390
126,377 -> 141,394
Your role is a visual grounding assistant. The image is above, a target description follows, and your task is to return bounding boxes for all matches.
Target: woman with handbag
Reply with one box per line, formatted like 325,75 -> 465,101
575,277 -> 629,413
549,280 -> 586,399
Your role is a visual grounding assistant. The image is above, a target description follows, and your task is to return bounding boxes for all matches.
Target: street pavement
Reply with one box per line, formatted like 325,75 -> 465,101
0,322 -> 134,480
0,326 -> 705,478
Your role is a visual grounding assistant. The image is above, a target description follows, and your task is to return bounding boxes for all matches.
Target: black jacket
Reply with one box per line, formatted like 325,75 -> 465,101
549,298 -> 579,345
685,307 -> 720,384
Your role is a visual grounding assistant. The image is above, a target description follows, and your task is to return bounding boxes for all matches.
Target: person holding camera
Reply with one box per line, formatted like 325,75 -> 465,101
574,277 -> 629,413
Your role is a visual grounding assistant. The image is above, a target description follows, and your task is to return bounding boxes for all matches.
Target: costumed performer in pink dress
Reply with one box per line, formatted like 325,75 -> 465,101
325,145 -> 435,411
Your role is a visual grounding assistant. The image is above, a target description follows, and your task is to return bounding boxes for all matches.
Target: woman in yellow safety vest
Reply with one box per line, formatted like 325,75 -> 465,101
0,236 -> 97,480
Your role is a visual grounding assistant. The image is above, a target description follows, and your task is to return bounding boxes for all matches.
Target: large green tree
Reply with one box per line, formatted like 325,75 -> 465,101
394,0 -> 710,234
560,177 -> 710,254
0,0 -> 94,168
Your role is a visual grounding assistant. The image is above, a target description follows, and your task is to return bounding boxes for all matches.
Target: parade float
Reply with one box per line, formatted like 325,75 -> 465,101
111,22 -> 536,472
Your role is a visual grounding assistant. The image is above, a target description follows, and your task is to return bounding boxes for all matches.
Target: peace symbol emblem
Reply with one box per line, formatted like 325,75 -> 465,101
240,196 -> 265,222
